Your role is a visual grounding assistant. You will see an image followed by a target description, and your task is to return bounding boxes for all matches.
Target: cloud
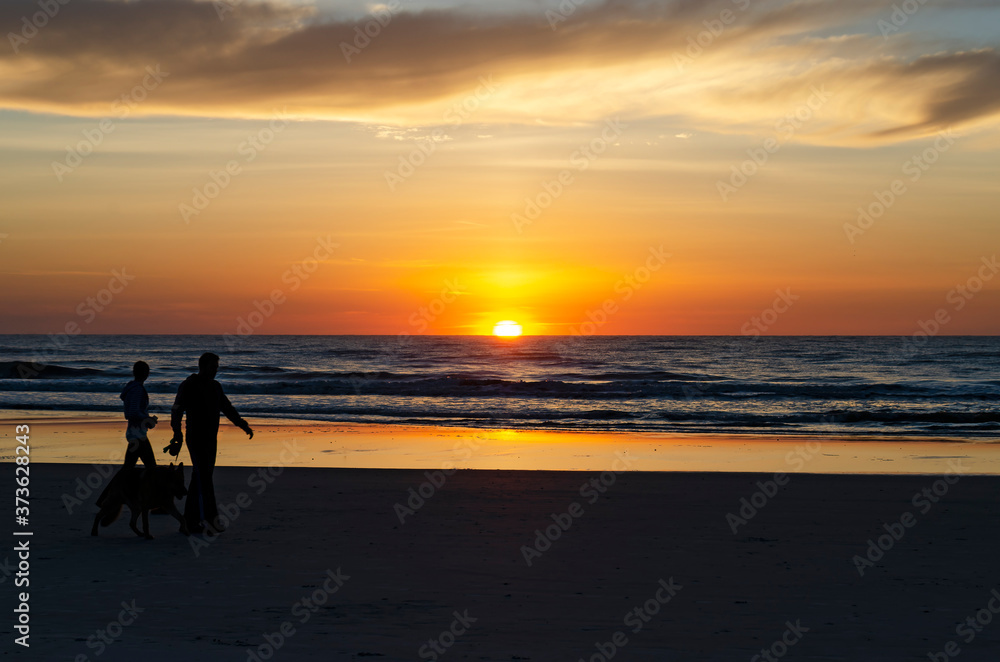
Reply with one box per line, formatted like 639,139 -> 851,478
869,49 -> 1000,138
1,0 -> 998,143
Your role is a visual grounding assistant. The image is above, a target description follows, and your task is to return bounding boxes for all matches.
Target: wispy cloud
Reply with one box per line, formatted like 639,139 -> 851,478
1,0 -> 998,143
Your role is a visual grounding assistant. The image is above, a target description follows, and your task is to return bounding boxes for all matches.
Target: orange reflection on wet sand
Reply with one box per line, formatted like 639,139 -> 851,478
4,412 -> 999,475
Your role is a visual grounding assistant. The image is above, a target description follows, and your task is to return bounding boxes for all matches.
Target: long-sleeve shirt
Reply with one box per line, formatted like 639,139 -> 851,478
170,373 -> 246,441
120,380 -> 150,426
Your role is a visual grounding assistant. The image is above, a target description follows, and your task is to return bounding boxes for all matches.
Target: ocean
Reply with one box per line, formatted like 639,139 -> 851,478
1,334 -> 998,438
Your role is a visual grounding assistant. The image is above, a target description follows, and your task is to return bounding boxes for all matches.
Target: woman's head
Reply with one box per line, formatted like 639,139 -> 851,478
133,360 -> 150,382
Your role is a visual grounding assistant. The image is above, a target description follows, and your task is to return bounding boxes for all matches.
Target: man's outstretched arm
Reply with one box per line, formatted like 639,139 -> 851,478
220,388 -> 254,439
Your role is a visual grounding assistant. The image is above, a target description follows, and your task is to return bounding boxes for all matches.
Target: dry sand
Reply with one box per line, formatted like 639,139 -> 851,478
11,462 -> 1000,661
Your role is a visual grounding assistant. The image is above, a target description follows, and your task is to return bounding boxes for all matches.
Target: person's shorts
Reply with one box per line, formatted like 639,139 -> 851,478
125,424 -> 149,444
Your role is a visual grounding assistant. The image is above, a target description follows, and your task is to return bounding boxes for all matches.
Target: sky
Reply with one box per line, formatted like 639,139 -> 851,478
0,0 -> 998,336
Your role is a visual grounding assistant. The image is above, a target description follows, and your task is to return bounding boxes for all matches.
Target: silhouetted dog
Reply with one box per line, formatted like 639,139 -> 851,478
91,463 -> 189,539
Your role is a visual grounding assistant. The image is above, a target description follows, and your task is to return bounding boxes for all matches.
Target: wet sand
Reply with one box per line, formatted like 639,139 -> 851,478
4,411 -> 1000,474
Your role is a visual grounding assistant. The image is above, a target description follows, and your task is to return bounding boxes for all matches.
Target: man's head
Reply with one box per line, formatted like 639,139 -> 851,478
198,352 -> 220,379
133,361 -> 150,383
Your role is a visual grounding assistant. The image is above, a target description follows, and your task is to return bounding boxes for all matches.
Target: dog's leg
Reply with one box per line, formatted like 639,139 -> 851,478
91,510 -> 102,536
141,508 -> 153,540
128,501 -> 145,538
165,502 -> 190,536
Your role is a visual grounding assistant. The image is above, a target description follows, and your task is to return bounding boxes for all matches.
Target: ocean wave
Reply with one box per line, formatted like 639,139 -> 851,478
183,377 -> 996,401
2,371 -> 995,401
0,361 -> 108,379
3,394 -> 996,430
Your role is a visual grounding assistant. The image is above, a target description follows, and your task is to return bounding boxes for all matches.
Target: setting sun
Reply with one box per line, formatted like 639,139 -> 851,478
492,320 -> 523,337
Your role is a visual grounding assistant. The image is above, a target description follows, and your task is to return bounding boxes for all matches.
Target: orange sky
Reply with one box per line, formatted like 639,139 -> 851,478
0,0 -> 998,335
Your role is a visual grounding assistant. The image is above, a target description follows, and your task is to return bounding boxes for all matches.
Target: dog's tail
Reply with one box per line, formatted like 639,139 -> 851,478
100,505 -> 123,527
95,483 -> 112,508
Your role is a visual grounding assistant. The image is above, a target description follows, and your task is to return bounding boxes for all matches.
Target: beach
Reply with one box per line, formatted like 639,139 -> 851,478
18,461 -> 1000,660
3,334 -> 999,659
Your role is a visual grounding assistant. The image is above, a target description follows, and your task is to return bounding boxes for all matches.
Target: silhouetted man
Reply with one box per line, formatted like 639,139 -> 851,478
168,352 -> 253,534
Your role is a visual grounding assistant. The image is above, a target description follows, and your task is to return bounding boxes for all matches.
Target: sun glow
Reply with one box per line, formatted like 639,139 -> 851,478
492,320 -> 523,337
